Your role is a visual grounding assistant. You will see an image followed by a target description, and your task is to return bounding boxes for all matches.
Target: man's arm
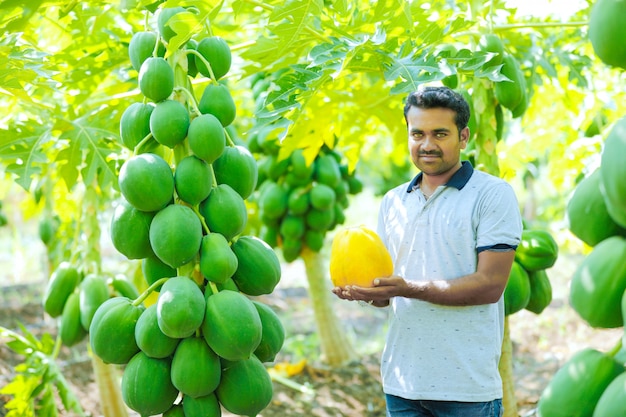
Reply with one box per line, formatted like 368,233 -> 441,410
333,250 -> 516,306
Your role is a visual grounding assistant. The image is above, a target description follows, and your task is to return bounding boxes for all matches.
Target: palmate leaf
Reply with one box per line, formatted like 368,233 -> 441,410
54,114 -> 119,191
0,122 -> 52,191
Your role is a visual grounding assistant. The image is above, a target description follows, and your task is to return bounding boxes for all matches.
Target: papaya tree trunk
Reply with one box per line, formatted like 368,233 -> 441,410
90,350 -> 129,417
499,316 -> 517,417
301,247 -> 357,366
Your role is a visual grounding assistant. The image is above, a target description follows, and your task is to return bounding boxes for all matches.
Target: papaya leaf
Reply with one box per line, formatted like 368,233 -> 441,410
0,124 -> 52,191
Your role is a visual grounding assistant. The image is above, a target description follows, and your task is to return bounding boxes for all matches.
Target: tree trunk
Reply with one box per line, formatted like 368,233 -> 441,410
91,351 -> 129,417
300,247 -> 357,366
499,316 -> 518,417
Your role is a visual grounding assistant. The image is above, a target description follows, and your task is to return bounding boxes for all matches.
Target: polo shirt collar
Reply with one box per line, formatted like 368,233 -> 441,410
406,161 -> 474,193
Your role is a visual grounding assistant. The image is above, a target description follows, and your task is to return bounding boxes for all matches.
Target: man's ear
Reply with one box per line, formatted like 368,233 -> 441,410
460,126 -> 470,148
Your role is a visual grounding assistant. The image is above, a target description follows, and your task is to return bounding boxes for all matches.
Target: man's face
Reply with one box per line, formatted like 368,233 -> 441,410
406,106 -> 469,176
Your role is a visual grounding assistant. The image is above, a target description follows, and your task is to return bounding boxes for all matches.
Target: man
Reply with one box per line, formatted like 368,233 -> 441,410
333,86 -> 523,417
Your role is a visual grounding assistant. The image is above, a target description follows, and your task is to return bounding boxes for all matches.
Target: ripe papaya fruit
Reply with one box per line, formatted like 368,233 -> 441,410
504,261 -> 531,316
157,6 -> 187,43
199,184 -> 247,242
171,337 -> 221,398
78,274 -> 110,331
600,117 -> 626,227
59,292 -> 87,347
537,348 -> 624,417
119,102 -> 154,150
149,99 -> 190,148
182,393 -> 221,417
157,276 -> 205,338
202,289 -> 262,361
212,145 -> 258,199
525,269 -> 552,315
494,54 -> 524,111
149,204 -> 203,268
314,154 -> 342,188
216,355 -> 273,416
567,169 -> 626,246
142,254 -> 176,291
589,0 -> 626,70
174,155 -> 213,206
121,351 -> 179,417
195,36 -> 232,80
199,233 -> 238,284
128,31 -> 165,72
198,83 -> 236,127
253,300 -> 285,363
187,113 -> 225,164
139,57 -> 174,102
110,199 -> 155,260
118,153 -> 174,213
134,304 -> 179,359
310,183 -> 336,211
43,261 -> 81,318
259,181 -> 289,220
231,236 -> 282,296
570,236 -> 626,328
593,371 -> 626,416
90,297 -> 144,364
515,229 -> 558,271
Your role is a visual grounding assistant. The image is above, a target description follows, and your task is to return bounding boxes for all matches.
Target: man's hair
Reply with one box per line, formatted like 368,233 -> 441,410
403,86 -> 471,133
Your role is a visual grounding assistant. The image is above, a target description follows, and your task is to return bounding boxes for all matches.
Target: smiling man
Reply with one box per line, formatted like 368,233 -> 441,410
333,86 -> 523,417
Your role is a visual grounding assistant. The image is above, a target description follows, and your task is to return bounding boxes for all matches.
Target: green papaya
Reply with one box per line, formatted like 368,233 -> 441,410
287,186 -> 310,215
309,183 -> 336,211
459,90 -> 477,138
90,297 -> 144,364
290,149 -> 314,180
174,155 -> 213,206
279,215 -> 306,241
149,99 -> 190,148
171,337 -> 221,398
282,237 -> 303,263
43,261 -> 81,318
142,254 -> 177,291
199,233 -> 238,284
259,181 -> 289,220
504,261 -> 531,316
134,304 -> 179,359
314,154 -> 342,188
118,153 -> 174,213
593,371 -> 626,416
479,34 -> 504,65
182,393 -> 221,417
515,229 -> 558,271
111,275 -> 140,300
157,6 -> 187,43
305,207 -> 335,232
128,31 -> 165,72
216,355 -> 273,416
59,292 -> 87,347
525,269 -> 552,315
78,274 -> 110,331
253,300 -> 285,363
202,289 -> 262,361
119,102 -> 154,150
199,184 -> 247,242
567,169 -> 626,246
163,404 -> 185,417
110,199 -> 155,260
570,236 -> 626,328
600,117 -> 626,227
231,236 -> 281,296
195,36 -> 232,80
589,0 -> 626,70
157,276 -> 205,338
198,83 -> 236,127
494,54 -> 524,111
537,348 -> 624,417
138,57 -> 174,103
149,204 -> 203,269
121,352 -> 179,417
304,229 -> 325,252
187,113 -> 225,164
186,38 -> 198,78
212,145 -> 258,200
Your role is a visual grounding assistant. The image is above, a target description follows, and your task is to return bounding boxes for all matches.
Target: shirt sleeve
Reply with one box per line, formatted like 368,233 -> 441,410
475,182 -> 523,252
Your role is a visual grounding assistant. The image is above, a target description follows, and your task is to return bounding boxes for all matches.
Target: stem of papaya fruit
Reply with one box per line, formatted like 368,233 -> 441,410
224,127 -> 236,147
186,49 -> 218,82
300,247 -> 357,366
133,132 -> 153,155
132,277 -> 170,307
173,86 -> 201,116
608,338 -> 623,358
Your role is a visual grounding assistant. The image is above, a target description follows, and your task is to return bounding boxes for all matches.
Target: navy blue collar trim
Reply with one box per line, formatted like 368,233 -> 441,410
406,161 -> 474,193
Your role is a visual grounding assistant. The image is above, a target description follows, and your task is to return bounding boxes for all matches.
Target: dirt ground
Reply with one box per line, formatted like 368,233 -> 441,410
0,252 -> 623,417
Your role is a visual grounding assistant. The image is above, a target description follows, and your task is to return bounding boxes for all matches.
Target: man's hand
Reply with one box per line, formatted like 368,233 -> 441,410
332,276 -> 407,307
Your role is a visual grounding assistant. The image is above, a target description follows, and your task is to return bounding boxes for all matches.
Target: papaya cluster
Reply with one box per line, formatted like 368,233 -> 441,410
503,227 -> 557,317
250,140 -> 363,263
42,261 -> 140,348
97,6 -> 285,417
538,117 -> 626,416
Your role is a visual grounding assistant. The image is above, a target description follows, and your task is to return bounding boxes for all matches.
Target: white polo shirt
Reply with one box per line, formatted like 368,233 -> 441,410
377,161 -> 523,402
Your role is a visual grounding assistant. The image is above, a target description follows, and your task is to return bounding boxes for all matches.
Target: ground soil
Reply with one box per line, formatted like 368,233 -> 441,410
0,252 -> 622,417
